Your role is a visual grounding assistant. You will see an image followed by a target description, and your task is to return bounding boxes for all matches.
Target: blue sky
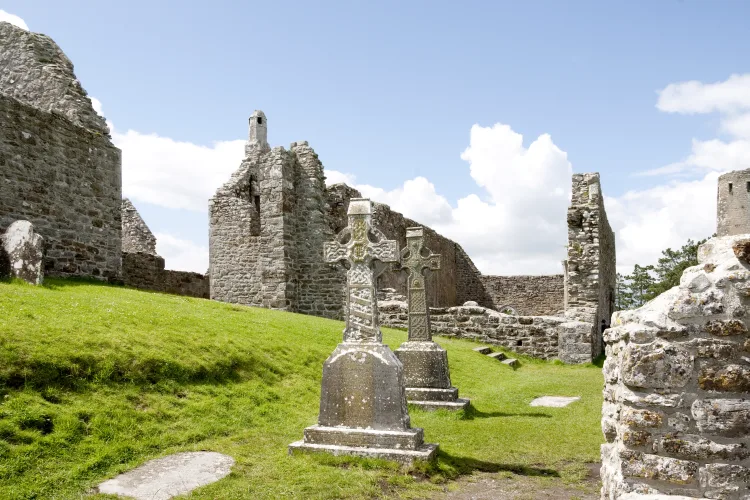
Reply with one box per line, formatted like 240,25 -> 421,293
3,1 -> 750,274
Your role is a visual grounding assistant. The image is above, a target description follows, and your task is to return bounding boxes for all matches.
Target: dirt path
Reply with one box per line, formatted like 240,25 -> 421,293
428,463 -> 601,500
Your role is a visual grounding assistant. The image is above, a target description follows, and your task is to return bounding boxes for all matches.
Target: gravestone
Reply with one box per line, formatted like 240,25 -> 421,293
1,221 -> 44,285
289,199 -> 437,464
394,227 -> 470,410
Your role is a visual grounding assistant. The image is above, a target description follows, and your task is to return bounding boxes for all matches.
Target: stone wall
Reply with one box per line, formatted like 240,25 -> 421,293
717,169 -> 750,237
601,235 -> 750,499
0,22 -> 121,281
122,252 -> 209,298
479,274 -> 565,316
0,94 -> 121,280
565,173 -> 616,360
379,300 -> 590,361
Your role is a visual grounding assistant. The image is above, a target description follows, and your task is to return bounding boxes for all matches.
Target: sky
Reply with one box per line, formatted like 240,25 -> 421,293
3,1 -> 750,275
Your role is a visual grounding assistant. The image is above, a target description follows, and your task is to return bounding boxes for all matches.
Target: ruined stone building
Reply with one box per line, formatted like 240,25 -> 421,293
601,170 -> 750,498
0,21 -> 122,280
210,112 -> 617,363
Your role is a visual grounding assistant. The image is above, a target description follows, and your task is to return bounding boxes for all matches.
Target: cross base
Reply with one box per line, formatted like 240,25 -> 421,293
288,441 -> 438,465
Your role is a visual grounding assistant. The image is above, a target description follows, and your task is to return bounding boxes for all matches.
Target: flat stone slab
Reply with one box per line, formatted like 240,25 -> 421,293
289,440 -> 438,465
408,398 -> 471,411
487,352 -> 506,361
473,346 -> 492,355
529,396 -> 581,408
96,451 -> 234,500
501,358 -> 519,368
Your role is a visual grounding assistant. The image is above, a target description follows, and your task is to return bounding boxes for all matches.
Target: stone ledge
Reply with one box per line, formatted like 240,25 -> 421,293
302,425 -> 424,450
405,387 -> 459,402
288,441 -> 438,465
408,399 -> 470,411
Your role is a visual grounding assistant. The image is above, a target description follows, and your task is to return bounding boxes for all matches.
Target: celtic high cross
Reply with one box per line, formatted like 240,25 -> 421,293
400,227 -> 441,342
324,199 -> 399,343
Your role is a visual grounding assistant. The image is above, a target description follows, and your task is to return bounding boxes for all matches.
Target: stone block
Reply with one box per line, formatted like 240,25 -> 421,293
472,346 -> 492,355
692,399 -> 750,436
661,435 -> 750,461
620,451 -> 698,484
621,339 -> 693,390
487,352 -> 507,361
699,364 -> 750,392
394,341 -> 452,389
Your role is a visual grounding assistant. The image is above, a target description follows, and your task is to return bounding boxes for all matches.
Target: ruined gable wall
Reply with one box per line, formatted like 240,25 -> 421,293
292,143 -> 346,319
209,145 -> 298,310
122,198 -> 156,255
0,94 -> 121,280
479,275 -> 564,316
562,173 -> 615,362
0,22 -> 108,136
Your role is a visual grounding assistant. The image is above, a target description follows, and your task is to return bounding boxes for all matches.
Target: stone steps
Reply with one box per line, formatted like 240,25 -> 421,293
474,345 -> 520,368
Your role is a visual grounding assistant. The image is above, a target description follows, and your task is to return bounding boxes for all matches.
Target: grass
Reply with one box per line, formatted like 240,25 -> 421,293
0,278 -> 604,499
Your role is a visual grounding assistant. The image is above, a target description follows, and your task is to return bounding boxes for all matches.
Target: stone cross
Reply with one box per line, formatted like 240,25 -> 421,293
400,227 -> 441,341
324,199 -> 399,343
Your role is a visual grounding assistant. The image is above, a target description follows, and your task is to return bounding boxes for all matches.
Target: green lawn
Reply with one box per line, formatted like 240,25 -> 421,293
0,279 -> 603,499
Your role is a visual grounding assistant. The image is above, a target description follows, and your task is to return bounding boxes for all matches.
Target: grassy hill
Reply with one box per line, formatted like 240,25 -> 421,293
0,279 -> 603,499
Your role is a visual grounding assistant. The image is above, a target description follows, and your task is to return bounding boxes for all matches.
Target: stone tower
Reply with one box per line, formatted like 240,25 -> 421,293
716,168 -> 750,237
248,110 -> 268,151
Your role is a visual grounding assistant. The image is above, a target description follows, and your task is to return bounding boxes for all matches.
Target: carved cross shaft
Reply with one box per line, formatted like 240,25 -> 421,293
323,199 -> 399,343
400,227 -> 441,342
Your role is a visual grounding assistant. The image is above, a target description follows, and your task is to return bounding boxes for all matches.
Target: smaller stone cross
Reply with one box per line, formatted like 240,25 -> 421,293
324,199 -> 399,342
399,227 -> 441,341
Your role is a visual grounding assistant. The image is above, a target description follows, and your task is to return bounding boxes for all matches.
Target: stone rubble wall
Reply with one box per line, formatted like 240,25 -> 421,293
122,252 -> 209,299
121,198 -> 156,255
0,94 -> 122,280
479,274 -> 565,316
565,173 -> 616,360
378,299 -> 590,361
601,235 -> 750,499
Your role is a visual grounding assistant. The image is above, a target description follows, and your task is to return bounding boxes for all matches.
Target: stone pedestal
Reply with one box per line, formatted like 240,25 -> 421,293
289,343 -> 437,464
395,341 -> 469,410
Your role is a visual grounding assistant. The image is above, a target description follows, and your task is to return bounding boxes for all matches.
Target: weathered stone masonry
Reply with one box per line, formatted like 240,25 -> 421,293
480,274 -> 565,316
0,22 -> 122,281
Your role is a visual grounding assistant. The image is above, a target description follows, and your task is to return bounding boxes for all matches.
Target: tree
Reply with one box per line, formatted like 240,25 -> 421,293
643,238 -> 707,301
615,235 -> 711,311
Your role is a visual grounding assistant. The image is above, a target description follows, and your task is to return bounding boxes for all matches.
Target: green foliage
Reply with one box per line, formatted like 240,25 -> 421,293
616,237 -> 711,310
0,279 -> 603,498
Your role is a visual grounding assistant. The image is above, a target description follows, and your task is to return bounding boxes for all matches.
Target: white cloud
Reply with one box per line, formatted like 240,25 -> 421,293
331,123 -> 573,275
656,74 -> 750,115
90,97 -> 103,117
155,232 -> 209,273
0,10 -> 28,30
325,169 -> 357,186
607,173 -> 718,274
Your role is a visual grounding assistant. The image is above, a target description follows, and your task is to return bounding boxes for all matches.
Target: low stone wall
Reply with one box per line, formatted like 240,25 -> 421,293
601,235 -> 750,499
122,252 -> 209,299
379,300 -> 592,362
479,274 -> 564,316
